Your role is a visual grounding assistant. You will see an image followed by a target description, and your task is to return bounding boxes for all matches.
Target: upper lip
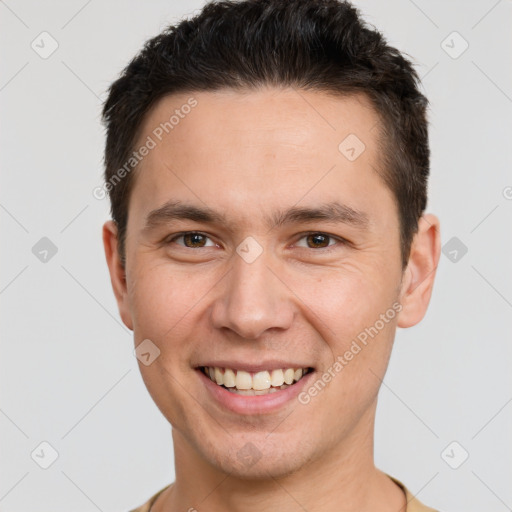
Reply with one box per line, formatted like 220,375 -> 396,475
195,361 -> 314,373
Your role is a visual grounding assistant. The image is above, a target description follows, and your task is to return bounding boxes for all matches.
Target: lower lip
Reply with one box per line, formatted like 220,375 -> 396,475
196,368 -> 315,415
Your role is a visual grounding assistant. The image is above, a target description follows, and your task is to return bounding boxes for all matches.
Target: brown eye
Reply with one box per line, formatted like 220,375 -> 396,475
306,233 -> 331,248
295,232 -> 339,249
167,232 -> 215,248
183,233 -> 207,248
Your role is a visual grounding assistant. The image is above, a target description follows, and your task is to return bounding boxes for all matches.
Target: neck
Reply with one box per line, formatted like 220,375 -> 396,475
153,402 -> 406,512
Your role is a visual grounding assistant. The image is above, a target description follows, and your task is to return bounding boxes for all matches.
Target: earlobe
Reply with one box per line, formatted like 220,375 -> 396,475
102,220 -> 134,331
397,214 -> 441,328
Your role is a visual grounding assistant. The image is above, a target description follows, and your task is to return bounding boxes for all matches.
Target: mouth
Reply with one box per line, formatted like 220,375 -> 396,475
197,365 -> 315,396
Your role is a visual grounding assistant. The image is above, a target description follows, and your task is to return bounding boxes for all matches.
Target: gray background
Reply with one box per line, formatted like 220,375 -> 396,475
1,0 -> 511,510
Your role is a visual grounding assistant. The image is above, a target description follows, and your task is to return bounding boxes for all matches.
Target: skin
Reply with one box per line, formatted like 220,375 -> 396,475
103,87 -> 441,511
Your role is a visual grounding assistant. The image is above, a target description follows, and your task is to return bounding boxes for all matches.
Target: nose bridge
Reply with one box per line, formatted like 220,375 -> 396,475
211,241 -> 293,339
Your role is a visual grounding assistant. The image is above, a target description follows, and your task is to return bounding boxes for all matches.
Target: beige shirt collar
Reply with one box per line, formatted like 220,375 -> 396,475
130,475 -> 439,512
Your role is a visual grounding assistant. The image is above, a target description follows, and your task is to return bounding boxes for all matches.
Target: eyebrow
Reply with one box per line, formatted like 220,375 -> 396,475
142,199 -> 369,233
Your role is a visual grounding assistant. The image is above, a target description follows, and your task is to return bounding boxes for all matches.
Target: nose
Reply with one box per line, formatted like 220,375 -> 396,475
210,247 -> 294,340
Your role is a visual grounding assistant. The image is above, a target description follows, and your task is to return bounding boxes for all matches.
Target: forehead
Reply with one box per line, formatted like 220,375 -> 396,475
137,87 -> 380,156
129,87 -> 394,229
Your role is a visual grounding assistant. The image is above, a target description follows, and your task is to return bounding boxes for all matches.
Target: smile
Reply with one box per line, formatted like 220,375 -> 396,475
199,366 -> 314,396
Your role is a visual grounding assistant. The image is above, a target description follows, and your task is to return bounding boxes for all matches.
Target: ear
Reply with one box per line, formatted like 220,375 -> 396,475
397,214 -> 441,328
102,220 -> 133,330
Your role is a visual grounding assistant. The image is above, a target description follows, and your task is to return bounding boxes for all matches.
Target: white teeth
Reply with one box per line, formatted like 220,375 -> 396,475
223,368 -> 236,388
235,370 -> 252,390
253,371 -> 271,390
214,367 -> 223,385
233,389 -> 252,396
283,368 -> 295,385
271,369 -> 284,387
227,386 -> 285,395
202,366 -> 310,391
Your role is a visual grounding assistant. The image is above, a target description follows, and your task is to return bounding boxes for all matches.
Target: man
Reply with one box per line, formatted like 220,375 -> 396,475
101,0 -> 441,510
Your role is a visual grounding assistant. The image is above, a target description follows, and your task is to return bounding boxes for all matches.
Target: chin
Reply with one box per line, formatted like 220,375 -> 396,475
200,433 -> 316,480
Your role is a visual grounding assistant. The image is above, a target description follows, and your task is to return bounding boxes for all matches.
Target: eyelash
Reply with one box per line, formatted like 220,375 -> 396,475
164,231 -> 348,252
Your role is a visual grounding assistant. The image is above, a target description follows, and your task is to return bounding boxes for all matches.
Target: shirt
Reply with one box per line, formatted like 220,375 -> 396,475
129,475 -> 439,511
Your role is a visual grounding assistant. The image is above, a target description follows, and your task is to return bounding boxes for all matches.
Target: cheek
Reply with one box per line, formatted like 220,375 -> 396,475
128,266 -> 202,424
128,261 -> 202,348
296,268 -> 399,398
295,269 -> 393,343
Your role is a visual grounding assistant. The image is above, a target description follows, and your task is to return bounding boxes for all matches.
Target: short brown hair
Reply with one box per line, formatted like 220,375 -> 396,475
102,0 -> 430,269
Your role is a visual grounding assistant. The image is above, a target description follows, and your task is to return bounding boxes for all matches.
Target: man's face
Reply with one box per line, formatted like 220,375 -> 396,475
108,87 -> 411,477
